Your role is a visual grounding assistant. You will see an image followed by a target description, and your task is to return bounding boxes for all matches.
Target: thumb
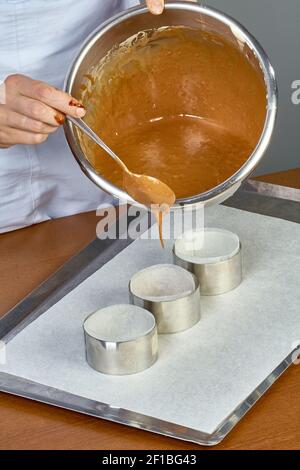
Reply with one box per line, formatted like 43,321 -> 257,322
146,0 -> 164,15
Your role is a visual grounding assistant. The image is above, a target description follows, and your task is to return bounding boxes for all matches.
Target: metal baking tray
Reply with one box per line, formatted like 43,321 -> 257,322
0,181 -> 299,446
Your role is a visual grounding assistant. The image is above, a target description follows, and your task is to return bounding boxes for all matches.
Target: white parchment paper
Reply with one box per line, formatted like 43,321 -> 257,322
1,205 -> 300,435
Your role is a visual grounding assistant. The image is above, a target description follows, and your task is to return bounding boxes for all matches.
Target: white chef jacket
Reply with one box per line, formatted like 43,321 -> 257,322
0,0 -> 138,233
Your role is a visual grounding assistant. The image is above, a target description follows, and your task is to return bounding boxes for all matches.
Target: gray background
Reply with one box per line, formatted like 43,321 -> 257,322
204,0 -> 300,174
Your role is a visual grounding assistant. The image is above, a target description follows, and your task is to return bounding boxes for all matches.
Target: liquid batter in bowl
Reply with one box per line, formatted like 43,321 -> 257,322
78,26 -> 267,200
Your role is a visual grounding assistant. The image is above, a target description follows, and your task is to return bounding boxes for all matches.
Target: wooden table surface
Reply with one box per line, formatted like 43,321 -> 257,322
0,169 -> 299,450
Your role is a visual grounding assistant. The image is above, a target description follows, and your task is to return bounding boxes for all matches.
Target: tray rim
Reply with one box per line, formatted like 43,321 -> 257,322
0,347 -> 297,446
1,182 -> 299,446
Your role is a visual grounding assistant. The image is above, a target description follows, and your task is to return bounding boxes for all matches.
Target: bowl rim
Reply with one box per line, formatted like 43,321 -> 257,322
128,263 -> 200,304
64,1 -> 278,208
83,304 -> 157,344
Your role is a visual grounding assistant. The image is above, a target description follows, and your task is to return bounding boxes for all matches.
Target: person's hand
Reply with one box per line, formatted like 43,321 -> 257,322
146,0 -> 196,15
146,0 -> 164,15
0,74 -> 86,148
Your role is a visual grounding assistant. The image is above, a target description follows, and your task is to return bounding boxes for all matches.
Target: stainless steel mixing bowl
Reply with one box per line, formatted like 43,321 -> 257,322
64,2 -> 277,208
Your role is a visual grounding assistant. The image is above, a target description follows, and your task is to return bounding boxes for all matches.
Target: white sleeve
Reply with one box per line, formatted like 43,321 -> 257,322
0,73 -> 9,83
124,0 -> 141,7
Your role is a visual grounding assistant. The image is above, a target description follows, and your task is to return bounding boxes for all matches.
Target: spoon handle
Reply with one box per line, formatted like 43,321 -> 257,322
67,116 -> 128,173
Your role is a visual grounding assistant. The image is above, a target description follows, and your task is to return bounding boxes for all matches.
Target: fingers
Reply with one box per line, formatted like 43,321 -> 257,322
7,95 -> 65,127
146,0 -> 164,15
0,105 -> 58,134
0,74 -> 83,148
0,126 -> 48,147
7,74 -> 86,118
145,0 -> 195,15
